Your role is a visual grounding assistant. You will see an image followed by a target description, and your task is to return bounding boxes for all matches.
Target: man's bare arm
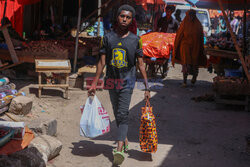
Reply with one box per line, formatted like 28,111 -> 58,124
88,54 -> 106,96
137,56 -> 150,99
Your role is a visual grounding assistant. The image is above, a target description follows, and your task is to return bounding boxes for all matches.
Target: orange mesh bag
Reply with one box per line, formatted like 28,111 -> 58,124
141,32 -> 176,59
139,99 -> 158,153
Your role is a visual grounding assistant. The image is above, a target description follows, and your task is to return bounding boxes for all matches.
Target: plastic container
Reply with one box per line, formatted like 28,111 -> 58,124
150,57 -> 157,61
0,77 -> 9,86
224,69 -> 243,77
0,128 -> 14,148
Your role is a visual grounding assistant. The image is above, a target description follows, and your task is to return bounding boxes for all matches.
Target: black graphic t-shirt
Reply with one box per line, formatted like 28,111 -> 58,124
100,31 -> 143,89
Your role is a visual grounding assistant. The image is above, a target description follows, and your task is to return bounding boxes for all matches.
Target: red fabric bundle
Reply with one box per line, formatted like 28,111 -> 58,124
141,32 -> 176,59
0,0 -> 23,36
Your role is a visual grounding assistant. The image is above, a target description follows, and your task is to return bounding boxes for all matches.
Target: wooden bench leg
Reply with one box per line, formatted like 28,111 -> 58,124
38,72 -> 42,98
65,73 -> 69,99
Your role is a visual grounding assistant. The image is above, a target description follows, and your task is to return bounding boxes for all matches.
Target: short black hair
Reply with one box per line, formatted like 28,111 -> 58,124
117,4 -> 135,18
165,5 -> 176,12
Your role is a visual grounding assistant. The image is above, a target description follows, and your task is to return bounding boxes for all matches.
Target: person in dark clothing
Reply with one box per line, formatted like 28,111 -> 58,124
88,4 -> 150,166
155,5 -> 179,77
175,9 -> 182,23
40,19 -> 56,39
157,5 -> 179,33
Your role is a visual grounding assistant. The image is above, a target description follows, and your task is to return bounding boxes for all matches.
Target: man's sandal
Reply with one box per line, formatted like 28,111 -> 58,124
123,144 -> 129,153
113,150 -> 125,165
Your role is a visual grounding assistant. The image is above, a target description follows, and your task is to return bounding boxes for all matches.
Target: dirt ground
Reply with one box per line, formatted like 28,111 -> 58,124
4,64 -> 250,167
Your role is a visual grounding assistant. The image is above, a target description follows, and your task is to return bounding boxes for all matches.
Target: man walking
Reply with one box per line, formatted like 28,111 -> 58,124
88,5 -> 150,165
157,5 -> 179,33
156,5 -> 179,77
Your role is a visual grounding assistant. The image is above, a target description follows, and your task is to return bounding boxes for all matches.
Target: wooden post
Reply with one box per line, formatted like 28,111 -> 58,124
2,0 -> 7,24
38,72 -> 42,98
65,73 -> 69,99
97,0 -> 102,36
73,0 -> 82,73
243,0 -> 247,58
152,0 -> 156,31
80,0 -> 112,29
217,0 -> 250,81
0,25 -> 19,64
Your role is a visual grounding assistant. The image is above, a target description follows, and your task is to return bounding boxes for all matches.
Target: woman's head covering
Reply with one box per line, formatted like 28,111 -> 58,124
186,9 -> 196,21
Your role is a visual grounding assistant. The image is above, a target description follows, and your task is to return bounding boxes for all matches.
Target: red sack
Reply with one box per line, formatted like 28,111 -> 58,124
141,32 -> 176,59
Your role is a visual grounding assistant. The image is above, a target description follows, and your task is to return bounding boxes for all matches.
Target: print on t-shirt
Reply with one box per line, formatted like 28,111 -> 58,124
111,48 -> 128,68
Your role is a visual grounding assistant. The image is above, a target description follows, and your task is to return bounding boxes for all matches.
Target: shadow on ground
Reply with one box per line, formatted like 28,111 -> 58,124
70,140 -> 114,163
29,87 -> 64,98
71,78 -> 250,167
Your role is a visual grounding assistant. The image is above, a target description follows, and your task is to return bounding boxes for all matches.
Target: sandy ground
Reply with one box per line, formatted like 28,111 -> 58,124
6,64 -> 250,167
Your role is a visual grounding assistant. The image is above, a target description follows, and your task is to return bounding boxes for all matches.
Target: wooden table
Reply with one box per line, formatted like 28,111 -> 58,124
35,59 -> 71,99
205,48 -> 239,59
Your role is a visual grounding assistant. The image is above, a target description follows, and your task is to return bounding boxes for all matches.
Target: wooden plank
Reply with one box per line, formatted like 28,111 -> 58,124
39,84 -> 69,88
36,69 -> 71,73
0,62 -> 23,71
218,0 -> 250,81
38,72 -> 41,98
215,98 -> 248,105
245,55 -> 250,70
0,62 -> 9,68
65,73 -> 69,99
35,59 -> 71,62
35,59 -> 71,70
0,24 -> 19,63
205,48 -> 238,59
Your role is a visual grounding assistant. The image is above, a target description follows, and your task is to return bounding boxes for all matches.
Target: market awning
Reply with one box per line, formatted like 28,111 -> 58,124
164,0 -> 189,4
135,0 -> 165,4
187,0 -> 250,10
135,0 -> 165,11
16,0 -> 41,5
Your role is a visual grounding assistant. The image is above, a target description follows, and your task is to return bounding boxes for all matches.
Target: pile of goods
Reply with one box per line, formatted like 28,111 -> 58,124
0,77 -> 25,115
0,121 -> 27,149
53,38 -> 101,59
79,37 -> 101,47
141,32 -> 176,59
19,40 -> 68,59
0,127 -> 14,148
205,34 -> 243,51
213,76 -> 250,95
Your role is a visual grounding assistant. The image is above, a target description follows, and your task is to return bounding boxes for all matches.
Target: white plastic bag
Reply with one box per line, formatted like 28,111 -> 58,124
80,95 -> 110,138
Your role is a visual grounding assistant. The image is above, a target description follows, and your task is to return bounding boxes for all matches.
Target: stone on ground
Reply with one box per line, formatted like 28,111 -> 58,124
27,118 -> 57,136
9,96 -> 33,115
28,135 -> 62,162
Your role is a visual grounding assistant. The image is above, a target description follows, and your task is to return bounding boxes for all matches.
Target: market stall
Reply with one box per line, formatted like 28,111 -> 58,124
189,0 -> 250,110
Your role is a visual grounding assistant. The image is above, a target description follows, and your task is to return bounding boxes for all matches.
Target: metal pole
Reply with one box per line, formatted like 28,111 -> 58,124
152,0 -> 156,31
97,0 -> 101,36
243,0 -> 247,58
73,0 -> 82,73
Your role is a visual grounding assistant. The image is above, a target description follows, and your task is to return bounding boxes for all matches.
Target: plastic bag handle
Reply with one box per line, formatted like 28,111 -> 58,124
145,98 -> 151,111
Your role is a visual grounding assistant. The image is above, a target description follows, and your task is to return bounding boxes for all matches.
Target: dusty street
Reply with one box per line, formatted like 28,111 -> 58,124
14,64 -> 250,167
